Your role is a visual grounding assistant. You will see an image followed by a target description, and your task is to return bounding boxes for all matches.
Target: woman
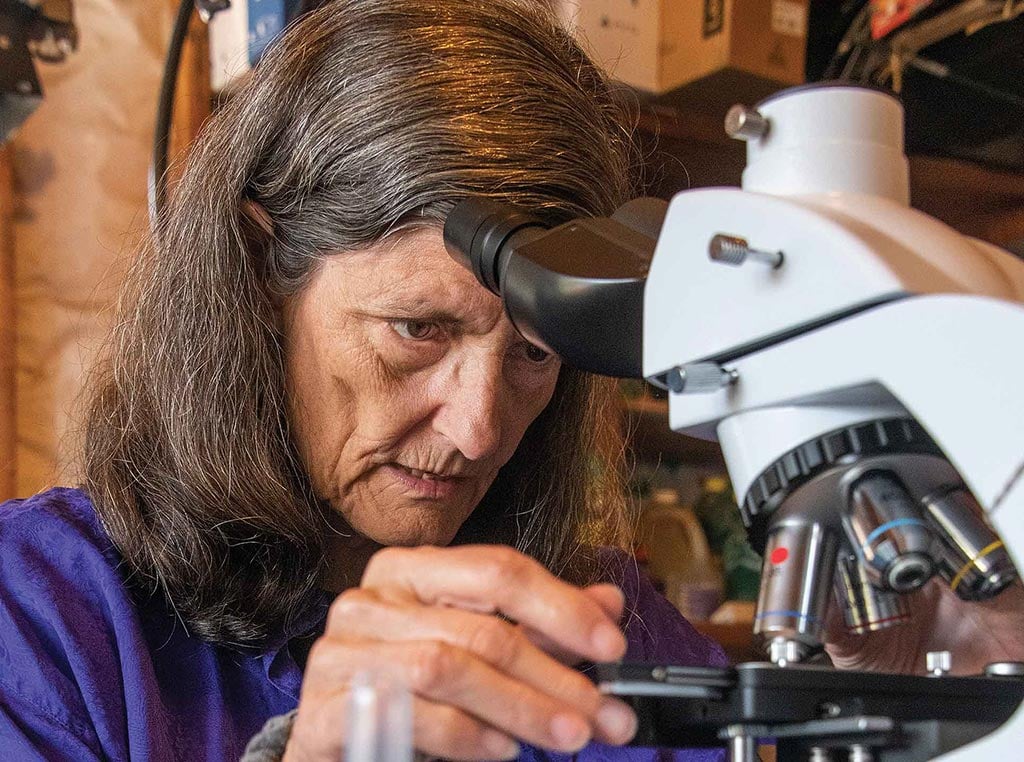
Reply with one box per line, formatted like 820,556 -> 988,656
0,1 -> 726,760
3,1 -> 1022,761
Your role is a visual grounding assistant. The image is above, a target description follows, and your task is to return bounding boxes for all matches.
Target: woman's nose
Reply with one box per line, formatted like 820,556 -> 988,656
432,358 -> 504,462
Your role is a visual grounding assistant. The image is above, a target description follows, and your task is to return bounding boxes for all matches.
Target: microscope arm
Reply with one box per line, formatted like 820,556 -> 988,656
665,294 -> 1024,524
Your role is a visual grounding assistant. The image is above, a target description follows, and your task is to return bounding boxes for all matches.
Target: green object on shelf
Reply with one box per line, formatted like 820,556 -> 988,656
694,477 -> 762,601
722,535 -> 762,600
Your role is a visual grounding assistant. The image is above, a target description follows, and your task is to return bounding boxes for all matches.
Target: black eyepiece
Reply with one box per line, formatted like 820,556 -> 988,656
442,199 -> 547,294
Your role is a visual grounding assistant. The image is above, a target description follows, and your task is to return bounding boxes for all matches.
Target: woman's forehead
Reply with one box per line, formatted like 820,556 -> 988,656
316,229 -> 503,329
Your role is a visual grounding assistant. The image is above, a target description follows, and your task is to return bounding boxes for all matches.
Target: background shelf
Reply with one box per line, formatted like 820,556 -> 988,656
623,397 -> 726,469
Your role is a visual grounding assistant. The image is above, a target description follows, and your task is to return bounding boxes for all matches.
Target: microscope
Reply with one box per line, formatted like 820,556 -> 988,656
443,83 -> 1024,761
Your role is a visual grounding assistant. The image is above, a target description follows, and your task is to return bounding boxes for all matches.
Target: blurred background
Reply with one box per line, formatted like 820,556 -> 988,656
2,0 -> 1023,659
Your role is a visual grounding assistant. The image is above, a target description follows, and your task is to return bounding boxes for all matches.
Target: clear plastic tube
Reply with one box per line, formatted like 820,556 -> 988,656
344,670 -> 414,762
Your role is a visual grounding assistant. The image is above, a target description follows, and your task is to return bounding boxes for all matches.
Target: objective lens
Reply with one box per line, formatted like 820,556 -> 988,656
834,551 -> 909,635
844,471 -> 935,592
754,521 -> 838,664
922,486 -> 1018,601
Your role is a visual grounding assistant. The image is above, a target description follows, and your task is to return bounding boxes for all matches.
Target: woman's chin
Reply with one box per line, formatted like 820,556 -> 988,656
348,502 -> 469,548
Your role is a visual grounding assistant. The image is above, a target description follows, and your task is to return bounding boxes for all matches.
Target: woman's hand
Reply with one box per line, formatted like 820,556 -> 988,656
283,545 -> 638,761
825,579 -> 1024,675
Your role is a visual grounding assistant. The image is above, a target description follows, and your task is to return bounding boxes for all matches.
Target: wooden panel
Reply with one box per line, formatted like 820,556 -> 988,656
910,155 -> 1024,248
0,146 -> 15,501
693,621 -> 763,664
166,3 -> 212,187
624,397 -> 725,468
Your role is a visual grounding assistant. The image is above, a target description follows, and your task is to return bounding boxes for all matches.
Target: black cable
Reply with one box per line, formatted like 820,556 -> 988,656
148,0 -> 194,233
908,56 -> 1024,110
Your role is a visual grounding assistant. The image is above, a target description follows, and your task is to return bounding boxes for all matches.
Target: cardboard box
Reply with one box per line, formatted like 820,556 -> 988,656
574,0 -> 808,95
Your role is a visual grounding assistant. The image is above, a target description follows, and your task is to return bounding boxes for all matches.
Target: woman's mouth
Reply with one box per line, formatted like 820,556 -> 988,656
383,463 -> 461,500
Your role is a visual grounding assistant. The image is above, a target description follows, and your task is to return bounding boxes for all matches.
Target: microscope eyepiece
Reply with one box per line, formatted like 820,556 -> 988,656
441,196 -> 663,378
442,199 -> 546,295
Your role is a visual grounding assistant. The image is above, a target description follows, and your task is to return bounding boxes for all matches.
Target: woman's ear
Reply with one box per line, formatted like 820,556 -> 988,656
241,198 -> 275,236
240,198 -> 287,310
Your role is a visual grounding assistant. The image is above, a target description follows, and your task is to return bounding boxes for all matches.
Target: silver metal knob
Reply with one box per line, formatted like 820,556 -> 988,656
709,234 -> 784,269
723,728 -> 759,762
984,661 -> 1024,678
926,650 -> 952,676
767,637 -> 811,667
725,105 -> 770,141
848,746 -> 874,762
665,363 -> 738,395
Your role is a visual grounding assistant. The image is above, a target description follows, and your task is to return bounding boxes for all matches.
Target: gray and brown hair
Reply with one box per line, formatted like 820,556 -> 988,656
84,0 -> 640,646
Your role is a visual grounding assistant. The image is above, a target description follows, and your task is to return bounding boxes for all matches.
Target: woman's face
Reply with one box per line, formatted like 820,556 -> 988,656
283,227 -> 561,548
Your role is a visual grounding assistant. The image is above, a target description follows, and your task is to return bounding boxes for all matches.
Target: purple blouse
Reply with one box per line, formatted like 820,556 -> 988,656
0,488 -> 726,761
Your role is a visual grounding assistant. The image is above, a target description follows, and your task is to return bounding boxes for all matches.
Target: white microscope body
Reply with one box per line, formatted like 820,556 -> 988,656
645,84 -> 1024,760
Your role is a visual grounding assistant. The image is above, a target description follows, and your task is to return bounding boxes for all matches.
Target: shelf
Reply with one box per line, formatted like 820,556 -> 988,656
692,620 -> 762,665
622,68 -> 1024,248
623,397 -> 725,468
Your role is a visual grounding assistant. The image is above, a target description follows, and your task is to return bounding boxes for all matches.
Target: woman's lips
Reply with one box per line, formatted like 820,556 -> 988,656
382,463 -> 461,500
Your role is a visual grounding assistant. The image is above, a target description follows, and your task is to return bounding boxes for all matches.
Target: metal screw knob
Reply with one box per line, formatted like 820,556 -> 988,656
767,637 -> 810,667
984,661 -> 1024,678
709,234 -> 784,269
725,105 -> 769,141
665,363 -> 738,395
848,745 -> 874,762
926,650 -> 952,676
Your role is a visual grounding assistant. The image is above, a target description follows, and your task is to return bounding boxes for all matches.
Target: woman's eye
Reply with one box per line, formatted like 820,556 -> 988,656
391,320 -> 439,341
523,343 -> 551,363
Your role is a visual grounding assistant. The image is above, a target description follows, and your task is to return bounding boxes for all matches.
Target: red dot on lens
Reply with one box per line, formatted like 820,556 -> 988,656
770,547 -> 789,565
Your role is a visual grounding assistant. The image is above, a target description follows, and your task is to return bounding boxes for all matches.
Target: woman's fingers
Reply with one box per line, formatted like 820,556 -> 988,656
585,583 -> 627,621
325,588 -> 636,744
303,636 -> 634,752
414,697 -> 520,761
289,683 -> 520,761
522,583 -> 626,664
825,579 -> 1024,675
361,545 -> 627,664
291,546 -> 640,759
328,588 -> 599,708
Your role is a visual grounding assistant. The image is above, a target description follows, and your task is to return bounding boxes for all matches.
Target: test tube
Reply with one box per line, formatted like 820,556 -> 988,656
345,670 -> 414,762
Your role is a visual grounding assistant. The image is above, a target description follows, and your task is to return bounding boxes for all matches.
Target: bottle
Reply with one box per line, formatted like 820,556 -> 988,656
638,487 -> 724,621
694,476 -> 762,601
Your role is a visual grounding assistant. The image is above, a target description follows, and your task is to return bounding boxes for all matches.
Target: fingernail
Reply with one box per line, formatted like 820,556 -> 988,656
596,698 -> 638,744
591,623 -> 626,659
551,712 -> 590,751
483,729 -> 520,760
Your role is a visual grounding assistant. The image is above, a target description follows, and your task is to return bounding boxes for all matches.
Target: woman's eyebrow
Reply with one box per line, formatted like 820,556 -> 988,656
363,296 -> 464,325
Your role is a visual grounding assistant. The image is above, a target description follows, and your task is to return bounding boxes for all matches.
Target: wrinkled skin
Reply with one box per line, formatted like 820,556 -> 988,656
281,229 -> 638,760
284,228 -> 561,555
